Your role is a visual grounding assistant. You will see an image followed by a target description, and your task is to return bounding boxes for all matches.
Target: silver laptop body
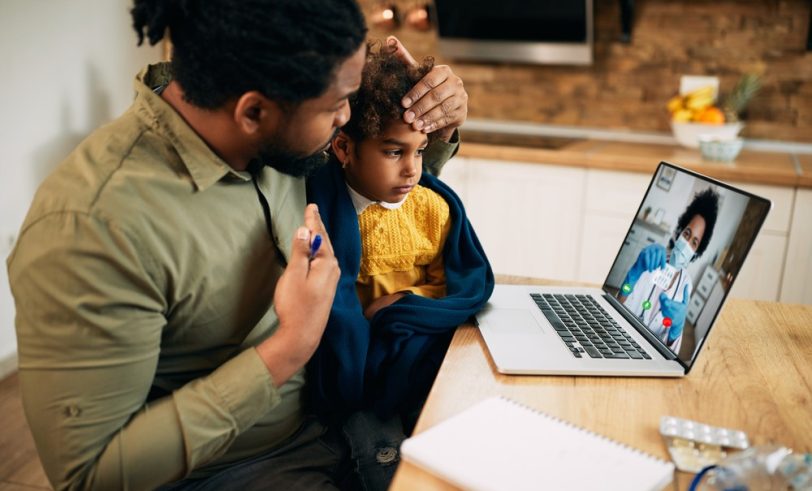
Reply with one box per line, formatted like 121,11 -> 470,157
476,162 -> 771,377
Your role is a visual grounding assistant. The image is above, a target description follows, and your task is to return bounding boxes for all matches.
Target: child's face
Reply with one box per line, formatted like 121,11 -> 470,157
344,121 -> 428,204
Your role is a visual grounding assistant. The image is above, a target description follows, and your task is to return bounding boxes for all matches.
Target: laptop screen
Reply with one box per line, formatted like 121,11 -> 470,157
602,162 -> 770,370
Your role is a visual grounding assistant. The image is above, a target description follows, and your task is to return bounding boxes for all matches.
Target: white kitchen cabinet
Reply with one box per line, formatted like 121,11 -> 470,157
436,155 -> 470,205
578,213 -> 634,285
779,188 -> 812,304
442,157 -> 804,304
463,158 -> 586,281
731,181 -> 794,235
730,232 -> 787,301
727,181 -> 795,301
582,169 -> 652,217
578,169 -> 654,285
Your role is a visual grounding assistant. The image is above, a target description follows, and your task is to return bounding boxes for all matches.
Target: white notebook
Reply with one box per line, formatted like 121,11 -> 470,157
400,397 -> 674,491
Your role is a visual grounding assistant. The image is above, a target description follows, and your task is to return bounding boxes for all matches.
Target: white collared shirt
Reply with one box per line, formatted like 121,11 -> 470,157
346,182 -> 408,215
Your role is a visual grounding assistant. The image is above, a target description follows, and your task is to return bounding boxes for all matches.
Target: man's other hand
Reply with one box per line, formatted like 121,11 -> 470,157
256,204 -> 340,387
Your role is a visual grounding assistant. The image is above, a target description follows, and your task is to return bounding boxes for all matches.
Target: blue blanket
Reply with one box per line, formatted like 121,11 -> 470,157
306,161 -> 494,418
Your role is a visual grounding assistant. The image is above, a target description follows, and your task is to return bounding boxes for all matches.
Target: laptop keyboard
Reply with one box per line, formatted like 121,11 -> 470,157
530,293 -> 652,360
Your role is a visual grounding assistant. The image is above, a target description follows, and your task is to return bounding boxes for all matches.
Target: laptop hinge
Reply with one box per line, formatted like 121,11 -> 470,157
603,293 -> 678,361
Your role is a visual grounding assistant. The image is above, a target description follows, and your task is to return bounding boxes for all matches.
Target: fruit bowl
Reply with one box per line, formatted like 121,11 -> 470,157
671,121 -> 743,149
698,136 -> 744,162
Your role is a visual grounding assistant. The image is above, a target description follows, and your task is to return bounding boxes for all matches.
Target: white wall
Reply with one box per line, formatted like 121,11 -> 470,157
0,0 -> 162,376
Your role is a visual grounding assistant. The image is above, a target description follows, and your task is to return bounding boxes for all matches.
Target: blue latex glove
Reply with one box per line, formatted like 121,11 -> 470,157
622,243 -> 667,294
660,284 -> 691,343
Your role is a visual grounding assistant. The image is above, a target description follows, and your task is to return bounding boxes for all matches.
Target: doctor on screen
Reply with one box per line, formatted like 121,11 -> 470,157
618,189 -> 719,353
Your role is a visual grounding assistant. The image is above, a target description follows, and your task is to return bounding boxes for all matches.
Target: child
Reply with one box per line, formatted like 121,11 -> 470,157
306,43 -> 494,488
333,53 -> 452,322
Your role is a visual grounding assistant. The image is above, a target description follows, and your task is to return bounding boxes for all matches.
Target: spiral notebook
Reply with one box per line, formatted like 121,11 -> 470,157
400,397 -> 674,491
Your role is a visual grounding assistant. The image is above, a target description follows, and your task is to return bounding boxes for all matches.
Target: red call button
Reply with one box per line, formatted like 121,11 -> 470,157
663,317 -> 672,327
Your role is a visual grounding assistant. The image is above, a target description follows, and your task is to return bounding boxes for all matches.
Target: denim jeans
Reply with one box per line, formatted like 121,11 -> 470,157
157,416 -> 353,491
157,412 -> 410,491
340,410 -> 407,491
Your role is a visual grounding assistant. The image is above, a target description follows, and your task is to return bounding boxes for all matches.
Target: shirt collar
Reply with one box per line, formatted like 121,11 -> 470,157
345,182 -> 408,215
133,63 -> 249,191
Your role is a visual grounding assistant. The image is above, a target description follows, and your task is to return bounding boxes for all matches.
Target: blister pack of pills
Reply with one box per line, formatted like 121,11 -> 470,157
651,264 -> 678,291
660,416 -> 749,472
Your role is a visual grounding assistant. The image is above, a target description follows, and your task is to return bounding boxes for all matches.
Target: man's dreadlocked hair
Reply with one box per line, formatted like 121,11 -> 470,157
131,0 -> 367,109
341,42 -> 437,143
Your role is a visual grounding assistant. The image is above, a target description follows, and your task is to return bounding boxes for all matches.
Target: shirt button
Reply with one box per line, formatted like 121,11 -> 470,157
65,405 -> 81,417
375,447 -> 398,464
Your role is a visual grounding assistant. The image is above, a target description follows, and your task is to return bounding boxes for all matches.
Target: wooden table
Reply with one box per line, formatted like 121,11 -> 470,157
390,277 -> 812,490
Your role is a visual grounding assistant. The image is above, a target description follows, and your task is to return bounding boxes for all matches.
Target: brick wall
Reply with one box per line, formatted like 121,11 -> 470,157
359,0 -> 812,142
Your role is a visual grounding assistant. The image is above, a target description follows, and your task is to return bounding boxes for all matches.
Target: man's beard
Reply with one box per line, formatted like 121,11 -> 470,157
252,131 -> 337,178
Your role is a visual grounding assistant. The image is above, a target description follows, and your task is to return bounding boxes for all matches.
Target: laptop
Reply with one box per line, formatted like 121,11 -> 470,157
476,162 -> 771,376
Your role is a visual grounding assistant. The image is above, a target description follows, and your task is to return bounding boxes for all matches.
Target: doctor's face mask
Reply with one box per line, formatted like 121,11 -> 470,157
669,214 -> 707,269
669,235 -> 695,269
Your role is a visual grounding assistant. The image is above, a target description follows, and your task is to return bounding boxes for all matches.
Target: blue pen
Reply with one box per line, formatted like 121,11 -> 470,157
309,234 -> 323,261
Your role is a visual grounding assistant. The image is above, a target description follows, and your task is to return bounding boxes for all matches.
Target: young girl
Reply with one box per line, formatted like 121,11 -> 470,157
306,43 -> 493,488
333,55 -> 451,322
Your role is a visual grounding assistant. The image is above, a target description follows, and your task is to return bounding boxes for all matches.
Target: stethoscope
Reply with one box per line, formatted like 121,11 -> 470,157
638,269 -> 684,324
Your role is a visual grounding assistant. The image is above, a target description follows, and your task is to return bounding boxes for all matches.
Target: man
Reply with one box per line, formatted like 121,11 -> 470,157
6,1 -> 468,489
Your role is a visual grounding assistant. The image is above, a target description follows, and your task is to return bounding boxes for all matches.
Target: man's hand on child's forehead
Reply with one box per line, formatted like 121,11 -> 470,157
387,36 -> 469,140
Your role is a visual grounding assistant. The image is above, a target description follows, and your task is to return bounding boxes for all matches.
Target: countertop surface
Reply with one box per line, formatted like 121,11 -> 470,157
798,153 -> 812,187
389,276 -> 812,491
457,130 -> 809,188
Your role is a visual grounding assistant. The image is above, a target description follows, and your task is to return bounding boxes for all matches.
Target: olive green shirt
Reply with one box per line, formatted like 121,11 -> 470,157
6,63 -> 458,491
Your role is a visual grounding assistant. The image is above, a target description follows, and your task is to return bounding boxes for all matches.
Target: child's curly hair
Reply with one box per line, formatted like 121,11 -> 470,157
341,41 -> 436,143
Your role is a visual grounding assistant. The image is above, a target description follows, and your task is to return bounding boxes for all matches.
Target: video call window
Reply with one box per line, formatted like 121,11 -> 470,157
603,164 -> 770,366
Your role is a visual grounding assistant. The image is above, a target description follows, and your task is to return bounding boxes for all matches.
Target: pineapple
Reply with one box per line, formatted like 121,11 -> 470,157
722,74 -> 761,123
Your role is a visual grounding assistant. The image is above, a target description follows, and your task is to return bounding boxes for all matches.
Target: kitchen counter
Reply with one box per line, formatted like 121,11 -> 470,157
458,129 -> 809,188
798,154 -> 812,187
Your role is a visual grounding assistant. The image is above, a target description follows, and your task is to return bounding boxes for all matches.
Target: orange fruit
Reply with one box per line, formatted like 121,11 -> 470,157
695,106 -> 725,124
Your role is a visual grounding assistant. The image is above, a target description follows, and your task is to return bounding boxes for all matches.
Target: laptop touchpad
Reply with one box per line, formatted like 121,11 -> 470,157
486,309 -> 544,335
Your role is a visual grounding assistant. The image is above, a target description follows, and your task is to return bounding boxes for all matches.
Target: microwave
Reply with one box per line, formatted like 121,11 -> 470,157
434,0 -> 593,65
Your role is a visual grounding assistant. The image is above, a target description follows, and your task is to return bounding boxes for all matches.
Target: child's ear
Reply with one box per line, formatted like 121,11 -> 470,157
332,131 -> 354,167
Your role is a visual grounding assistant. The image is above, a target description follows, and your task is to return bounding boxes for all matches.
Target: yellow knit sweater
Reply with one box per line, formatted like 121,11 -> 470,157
356,184 -> 451,309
